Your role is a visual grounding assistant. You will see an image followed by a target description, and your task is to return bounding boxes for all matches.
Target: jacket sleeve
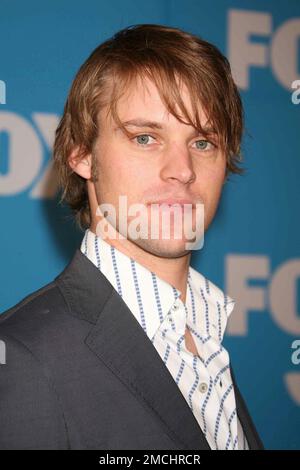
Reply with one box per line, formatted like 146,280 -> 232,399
0,332 -> 69,449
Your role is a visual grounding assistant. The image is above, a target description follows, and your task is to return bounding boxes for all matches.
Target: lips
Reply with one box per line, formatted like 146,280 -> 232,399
148,199 -> 195,207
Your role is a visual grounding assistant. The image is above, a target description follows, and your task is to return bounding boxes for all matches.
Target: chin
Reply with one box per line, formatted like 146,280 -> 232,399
129,236 -> 193,259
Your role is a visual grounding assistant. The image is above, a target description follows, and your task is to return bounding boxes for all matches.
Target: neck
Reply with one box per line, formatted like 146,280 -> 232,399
89,225 -> 190,303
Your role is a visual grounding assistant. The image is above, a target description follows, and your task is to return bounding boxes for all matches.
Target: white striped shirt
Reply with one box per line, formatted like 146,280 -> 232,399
81,228 -> 249,450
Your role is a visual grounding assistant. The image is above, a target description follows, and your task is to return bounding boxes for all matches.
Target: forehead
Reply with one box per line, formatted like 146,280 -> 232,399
101,74 -> 209,128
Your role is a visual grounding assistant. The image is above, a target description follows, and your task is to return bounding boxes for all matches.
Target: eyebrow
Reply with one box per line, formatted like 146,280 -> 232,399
114,118 -> 217,134
115,119 -> 163,130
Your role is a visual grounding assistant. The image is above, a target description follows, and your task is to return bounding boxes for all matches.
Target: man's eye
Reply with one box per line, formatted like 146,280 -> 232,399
193,139 -> 215,151
133,134 -> 156,146
132,135 -> 216,150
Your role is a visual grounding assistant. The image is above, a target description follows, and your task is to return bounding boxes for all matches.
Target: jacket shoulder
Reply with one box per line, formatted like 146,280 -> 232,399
0,281 -> 67,332
0,282 -> 71,449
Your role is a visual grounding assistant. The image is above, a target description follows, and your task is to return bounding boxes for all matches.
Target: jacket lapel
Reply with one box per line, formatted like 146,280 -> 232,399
230,366 -> 264,450
85,286 -> 211,450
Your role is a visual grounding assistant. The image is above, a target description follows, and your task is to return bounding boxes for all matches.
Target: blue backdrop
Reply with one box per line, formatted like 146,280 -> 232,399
0,0 -> 299,450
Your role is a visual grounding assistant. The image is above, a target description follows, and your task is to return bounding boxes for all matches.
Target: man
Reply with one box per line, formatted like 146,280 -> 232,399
0,24 -> 264,450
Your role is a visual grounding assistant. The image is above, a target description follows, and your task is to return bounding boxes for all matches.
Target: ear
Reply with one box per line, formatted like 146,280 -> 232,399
68,147 -> 92,180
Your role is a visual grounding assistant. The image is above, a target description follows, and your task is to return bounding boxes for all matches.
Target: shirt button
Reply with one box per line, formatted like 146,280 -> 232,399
199,382 -> 208,393
172,303 -> 179,311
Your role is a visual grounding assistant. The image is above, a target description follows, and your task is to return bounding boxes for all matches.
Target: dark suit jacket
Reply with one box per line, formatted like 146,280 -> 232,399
0,248 -> 264,450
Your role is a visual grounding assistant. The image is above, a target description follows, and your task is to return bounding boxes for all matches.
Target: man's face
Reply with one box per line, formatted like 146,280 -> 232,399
89,76 -> 226,258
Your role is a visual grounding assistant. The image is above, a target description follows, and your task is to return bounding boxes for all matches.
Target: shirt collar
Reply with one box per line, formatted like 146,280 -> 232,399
80,228 -> 235,342
186,265 -> 235,342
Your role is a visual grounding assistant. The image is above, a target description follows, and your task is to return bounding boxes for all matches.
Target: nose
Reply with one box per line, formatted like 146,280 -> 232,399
159,141 -> 196,185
